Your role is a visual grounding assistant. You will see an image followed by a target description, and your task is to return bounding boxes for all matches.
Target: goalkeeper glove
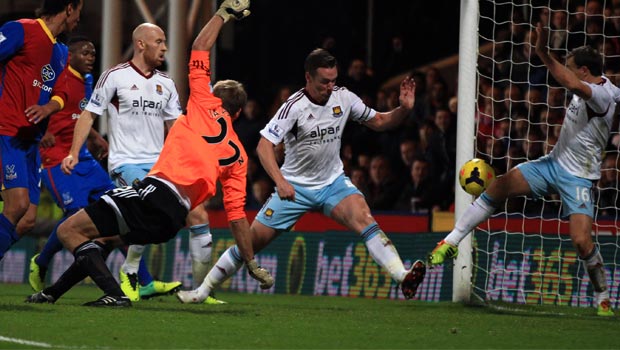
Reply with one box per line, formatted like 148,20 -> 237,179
246,259 -> 274,289
216,0 -> 251,23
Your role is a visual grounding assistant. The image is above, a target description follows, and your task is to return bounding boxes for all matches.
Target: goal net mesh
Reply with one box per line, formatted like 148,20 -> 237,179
471,0 -> 620,309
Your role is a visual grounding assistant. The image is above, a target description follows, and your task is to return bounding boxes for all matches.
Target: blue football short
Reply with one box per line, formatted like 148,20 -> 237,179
255,174 -> 362,231
110,162 -> 154,187
42,158 -> 115,212
517,155 -> 595,218
0,135 -> 41,205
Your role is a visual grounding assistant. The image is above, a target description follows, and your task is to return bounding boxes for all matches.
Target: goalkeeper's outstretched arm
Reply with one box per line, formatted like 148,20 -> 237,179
192,0 -> 250,52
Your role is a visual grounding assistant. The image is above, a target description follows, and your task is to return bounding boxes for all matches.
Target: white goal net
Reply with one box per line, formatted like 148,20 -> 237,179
454,0 -> 620,309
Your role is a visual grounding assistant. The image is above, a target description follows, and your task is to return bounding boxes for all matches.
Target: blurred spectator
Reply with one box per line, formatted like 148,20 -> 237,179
349,166 -> 369,198
340,58 -> 377,100
503,84 -> 526,118
510,30 -> 548,92
598,40 -> 620,72
417,119 -> 436,156
483,137 -> 508,176
366,155 -> 402,210
511,114 -> 529,141
375,89 -> 389,112
380,35 -> 411,81
395,157 -> 438,213
550,10 -> 569,53
422,79 -> 450,120
522,129 -> 545,161
235,98 -> 265,157
425,66 -> 443,91
398,138 -> 419,175
357,153 -> 371,171
448,96 -> 458,116
268,85 -> 293,118
596,154 -> 620,217
547,86 -> 567,109
247,177 -> 274,210
567,1 -> 604,50
525,87 -> 544,122
410,70 -> 428,119
426,108 -> 456,191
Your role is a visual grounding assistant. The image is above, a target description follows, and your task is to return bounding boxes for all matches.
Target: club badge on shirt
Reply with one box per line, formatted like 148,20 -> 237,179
41,64 -> 56,82
156,84 -> 163,95
332,106 -> 343,118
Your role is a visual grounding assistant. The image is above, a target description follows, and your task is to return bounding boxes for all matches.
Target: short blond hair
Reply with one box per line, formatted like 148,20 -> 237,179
213,80 -> 247,117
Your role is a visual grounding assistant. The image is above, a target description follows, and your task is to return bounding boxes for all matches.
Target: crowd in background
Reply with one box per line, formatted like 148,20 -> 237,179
32,0 -> 620,228
219,40 -> 460,215
477,0 -> 620,217
226,0 -> 620,218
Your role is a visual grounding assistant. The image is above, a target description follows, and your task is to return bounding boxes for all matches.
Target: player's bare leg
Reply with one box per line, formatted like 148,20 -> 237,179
331,194 -> 425,299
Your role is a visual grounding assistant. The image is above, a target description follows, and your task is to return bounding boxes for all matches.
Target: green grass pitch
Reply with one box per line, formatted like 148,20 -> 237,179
0,284 -> 617,349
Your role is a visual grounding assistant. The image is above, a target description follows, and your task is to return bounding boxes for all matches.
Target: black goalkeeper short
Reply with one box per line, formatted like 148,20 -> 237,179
84,177 -> 189,245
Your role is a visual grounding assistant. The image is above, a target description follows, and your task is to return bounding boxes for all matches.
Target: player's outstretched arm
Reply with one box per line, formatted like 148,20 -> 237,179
363,77 -> 416,131
192,0 -> 250,52
534,22 -> 591,99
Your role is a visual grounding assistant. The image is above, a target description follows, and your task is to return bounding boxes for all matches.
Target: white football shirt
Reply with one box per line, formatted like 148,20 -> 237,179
86,62 -> 182,172
260,87 -> 376,189
550,77 -> 619,179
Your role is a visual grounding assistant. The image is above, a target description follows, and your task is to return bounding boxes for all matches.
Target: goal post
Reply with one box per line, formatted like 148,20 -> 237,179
453,0 -> 479,302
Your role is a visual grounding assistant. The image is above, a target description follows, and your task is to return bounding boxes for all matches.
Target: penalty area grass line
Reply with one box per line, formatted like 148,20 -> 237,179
0,335 -> 53,348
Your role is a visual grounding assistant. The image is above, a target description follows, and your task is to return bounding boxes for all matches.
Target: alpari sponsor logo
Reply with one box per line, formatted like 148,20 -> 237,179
32,79 -> 52,93
309,125 -> 340,139
133,96 -> 163,111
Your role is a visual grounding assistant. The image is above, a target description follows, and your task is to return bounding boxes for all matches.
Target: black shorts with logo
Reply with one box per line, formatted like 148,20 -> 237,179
84,177 -> 189,245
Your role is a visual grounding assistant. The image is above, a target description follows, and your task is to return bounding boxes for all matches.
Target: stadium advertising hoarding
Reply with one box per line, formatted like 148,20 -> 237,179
472,230 -> 620,309
1,213 -> 617,309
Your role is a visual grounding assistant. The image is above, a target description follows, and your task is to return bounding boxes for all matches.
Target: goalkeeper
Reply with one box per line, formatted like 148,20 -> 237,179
26,0 -> 272,307
429,20 -> 619,317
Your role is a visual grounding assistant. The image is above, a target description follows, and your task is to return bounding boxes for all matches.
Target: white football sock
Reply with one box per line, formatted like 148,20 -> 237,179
189,224 -> 212,289
122,245 -> 144,275
196,246 -> 243,298
582,246 -> 609,298
362,224 -> 407,282
445,195 -> 496,246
